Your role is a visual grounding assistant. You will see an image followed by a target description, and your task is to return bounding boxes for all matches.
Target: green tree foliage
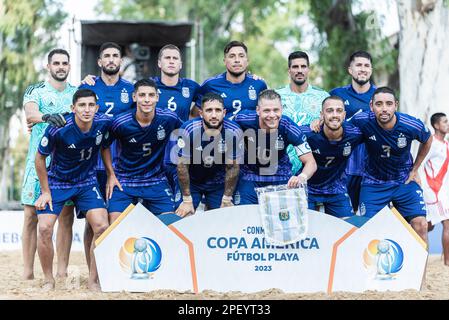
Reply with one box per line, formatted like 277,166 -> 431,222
308,0 -> 397,90
0,0 -> 66,200
95,0 -> 307,87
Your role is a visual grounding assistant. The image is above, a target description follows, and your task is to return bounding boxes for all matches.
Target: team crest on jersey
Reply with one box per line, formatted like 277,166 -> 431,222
41,137 -> 48,147
157,125 -> 166,140
275,135 -> 285,150
397,133 -> 407,148
182,87 -> 190,98
121,89 -> 129,104
218,138 -> 227,153
343,142 -> 351,156
203,155 -> 214,168
248,86 -> 257,100
177,138 -> 186,148
96,133 -> 103,145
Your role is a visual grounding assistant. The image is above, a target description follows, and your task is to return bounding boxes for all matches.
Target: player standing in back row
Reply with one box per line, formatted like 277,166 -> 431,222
197,41 -> 267,120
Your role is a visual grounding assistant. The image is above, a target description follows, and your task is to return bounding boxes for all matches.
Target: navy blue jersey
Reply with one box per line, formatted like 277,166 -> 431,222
38,113 -> 112,189
235,113 -> 311,182
197,72 -> 267,119
351,111 -> 431,185
177,118 -> 243,186
79,76 -> 134,117
329,84 -> 376,120
79,76 -> 135,170
300,123 -> 363,194
152,77 -> 200,121
329,84 -> 376,177
111,108 -> 183,186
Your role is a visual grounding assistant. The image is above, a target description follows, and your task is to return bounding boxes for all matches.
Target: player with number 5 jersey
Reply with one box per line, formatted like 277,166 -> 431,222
106,79 -> 183,223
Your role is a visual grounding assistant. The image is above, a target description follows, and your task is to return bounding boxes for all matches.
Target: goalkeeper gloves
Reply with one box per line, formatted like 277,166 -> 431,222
42,112 -> 69,127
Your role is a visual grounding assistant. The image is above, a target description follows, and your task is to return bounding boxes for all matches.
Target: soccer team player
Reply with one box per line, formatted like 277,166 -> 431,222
351,87 -> 433,242
106,79 -> 182,223
34,89 -> 112,290
330,51 -> 377,212
300,96 -> 363,218
196,41 -> 268,120
22,41 -> 444,291
175,92 -> 242,217
233,89 -> 317,205
22,49 -> 77,280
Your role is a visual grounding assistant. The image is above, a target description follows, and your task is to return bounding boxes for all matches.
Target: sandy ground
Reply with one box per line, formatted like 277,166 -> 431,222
0,251 -> 448,300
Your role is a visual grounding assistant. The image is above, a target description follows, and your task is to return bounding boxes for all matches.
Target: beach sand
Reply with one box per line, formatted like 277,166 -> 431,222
1,252 -> 448,300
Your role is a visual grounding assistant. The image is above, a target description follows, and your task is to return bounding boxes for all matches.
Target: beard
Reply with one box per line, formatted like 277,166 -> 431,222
292,78 -> 306,86
227,69 -> 246,78
353,76 -> 370,86
102,64 -> 120,76
50,70 -> 68,82
203,118 -> 223,130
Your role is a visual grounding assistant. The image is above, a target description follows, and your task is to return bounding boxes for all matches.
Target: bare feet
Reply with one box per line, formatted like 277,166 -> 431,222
88,281 -> 101,292
56,272 -> 68,279
42,280 -> 55,291
23,272 -> 34,280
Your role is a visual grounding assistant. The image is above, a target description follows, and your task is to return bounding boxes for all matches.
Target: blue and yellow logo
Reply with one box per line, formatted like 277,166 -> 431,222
363,239 -> 404,279
119,237 -> 162,279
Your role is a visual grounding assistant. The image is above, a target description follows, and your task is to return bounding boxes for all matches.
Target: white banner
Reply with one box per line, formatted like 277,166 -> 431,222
0,211 -> 86,251
94,203 -> 427,293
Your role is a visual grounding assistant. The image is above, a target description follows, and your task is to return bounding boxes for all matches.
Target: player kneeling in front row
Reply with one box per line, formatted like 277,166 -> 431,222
174,93 -> 243,217
302,96 -> 363,218
233,89 -> 317,204
351,87 -> 432,242
34,89 -> 112,290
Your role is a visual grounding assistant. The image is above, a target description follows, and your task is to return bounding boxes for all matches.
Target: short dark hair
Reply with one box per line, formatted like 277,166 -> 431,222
288,51 -> 309,68
430,112 -> 447,129
201,92 -> 224,109
372,86 -> 397,101
158,44 -> 181,60
224,41 -> 248,55
348,50 -> 372,66
72,89 -> 97,105
98,42 -> 122,58
322,95 -> 345,109
48,49 -> 70,63
258,89 -> 281,104
134,78 -> 158,92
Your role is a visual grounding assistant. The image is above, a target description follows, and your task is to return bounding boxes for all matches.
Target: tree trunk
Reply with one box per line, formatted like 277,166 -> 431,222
396,0 -> 449,124
0,118 -> 11,203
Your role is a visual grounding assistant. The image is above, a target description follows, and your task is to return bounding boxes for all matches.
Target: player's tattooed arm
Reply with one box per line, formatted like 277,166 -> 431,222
34,153 -> 53,211
176,160 -> 195,217
406,135 -> 433,185
222,162 -> 239,207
